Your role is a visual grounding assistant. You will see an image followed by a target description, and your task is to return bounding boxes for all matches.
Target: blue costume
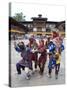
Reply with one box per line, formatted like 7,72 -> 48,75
15,46 -> 22,52
48,56 -> 56,69
47,41 -> 56,69
47,41 -> 56,54
61,43 -> 64,52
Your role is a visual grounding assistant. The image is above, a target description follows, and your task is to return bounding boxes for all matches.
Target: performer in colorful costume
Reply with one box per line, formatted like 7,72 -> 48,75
38,39 -> 47,75
46,36 -> 56,77
27,35 -> 38,70
47,31 -> 64,79
52,31 -> 64,53
14,41 -> 33,79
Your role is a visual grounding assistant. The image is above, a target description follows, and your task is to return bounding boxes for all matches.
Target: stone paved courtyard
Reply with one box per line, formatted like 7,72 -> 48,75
10,39 -> 65,87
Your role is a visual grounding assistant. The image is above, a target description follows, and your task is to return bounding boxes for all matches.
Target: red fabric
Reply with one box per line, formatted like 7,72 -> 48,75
38,43 -> 47,64
52,31 -> 59,38
39,55 -> 47,64
29,52 -> 37,61
28,39 -> 38,48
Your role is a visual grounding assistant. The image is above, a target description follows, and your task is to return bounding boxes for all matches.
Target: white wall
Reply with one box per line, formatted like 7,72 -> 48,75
33,28 -> 37,31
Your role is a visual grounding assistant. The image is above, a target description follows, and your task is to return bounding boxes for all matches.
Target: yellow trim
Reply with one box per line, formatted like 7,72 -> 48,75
28,32 -> 65,35
9,30 -> 65,35
9,29 -> 25,34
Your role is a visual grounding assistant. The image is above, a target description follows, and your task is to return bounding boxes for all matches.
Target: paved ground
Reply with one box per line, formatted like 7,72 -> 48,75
10,39 -> 65,87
